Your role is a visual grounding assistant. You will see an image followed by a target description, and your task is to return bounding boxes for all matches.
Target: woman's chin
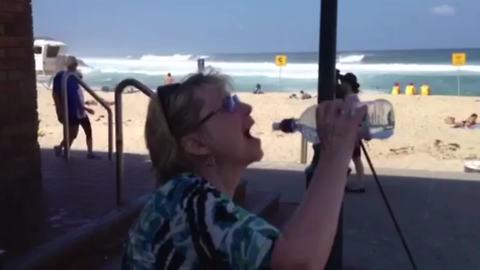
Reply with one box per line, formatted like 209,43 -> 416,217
250,143 -> 264,163
240,136 -> 263,164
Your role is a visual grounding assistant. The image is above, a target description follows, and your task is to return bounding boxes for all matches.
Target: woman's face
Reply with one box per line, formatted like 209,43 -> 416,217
193,83 -> 263,166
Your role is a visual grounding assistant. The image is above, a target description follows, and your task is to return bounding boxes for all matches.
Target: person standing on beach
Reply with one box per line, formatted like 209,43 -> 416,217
340,72 -> 366,193
52,56 -> 100,159
164,73 -> 175,85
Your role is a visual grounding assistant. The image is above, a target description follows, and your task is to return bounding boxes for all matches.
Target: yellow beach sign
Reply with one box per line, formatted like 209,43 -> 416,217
275,55 -> 288,67
452,52 -> 467,66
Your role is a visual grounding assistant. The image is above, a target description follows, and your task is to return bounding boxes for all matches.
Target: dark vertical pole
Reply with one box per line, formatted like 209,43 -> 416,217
318,0 -> 338,102
0,249 -> 4,270
318,0 -> 342,269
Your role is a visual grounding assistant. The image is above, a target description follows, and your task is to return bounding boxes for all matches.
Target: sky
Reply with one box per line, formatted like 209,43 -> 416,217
32,0 -> 480,56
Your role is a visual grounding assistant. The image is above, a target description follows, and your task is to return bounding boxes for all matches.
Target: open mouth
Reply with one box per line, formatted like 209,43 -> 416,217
244,119 -> 257,140
244,128 -> 254,139
244,117 -> 259,141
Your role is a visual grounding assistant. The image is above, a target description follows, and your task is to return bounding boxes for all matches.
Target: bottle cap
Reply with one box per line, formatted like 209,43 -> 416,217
272,122 -> 281,130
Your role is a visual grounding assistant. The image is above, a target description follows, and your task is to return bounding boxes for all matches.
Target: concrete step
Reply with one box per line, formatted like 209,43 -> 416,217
8,187 -> 281,270
6,195 -> 149,270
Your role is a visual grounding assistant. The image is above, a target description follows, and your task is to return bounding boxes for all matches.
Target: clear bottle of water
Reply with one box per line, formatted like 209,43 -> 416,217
272,99 -> 395,143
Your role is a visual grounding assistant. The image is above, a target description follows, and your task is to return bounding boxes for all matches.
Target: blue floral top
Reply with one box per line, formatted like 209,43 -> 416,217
123,174 -> 280,269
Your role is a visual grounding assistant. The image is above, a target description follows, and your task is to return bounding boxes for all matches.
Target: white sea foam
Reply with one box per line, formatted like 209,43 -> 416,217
338,54 -> 365,63
338,63 -> 480,74
81,55 -> 480,80
139,54 -> 193,61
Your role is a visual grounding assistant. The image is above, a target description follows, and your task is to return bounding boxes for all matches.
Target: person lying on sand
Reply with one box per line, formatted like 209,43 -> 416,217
289,90 -> 312,100
446,114 -> 478,128
300,90 -> 312,100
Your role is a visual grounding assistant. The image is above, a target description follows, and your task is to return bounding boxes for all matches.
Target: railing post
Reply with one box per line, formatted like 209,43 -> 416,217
300,136 -> 308,164
197,58 -> 205,73
114,79 -> 154,207
115,88 -> 124,207
61,71 -> 71,160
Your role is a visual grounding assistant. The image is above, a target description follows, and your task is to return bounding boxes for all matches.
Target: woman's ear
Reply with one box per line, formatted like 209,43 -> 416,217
180,133 -> 211,156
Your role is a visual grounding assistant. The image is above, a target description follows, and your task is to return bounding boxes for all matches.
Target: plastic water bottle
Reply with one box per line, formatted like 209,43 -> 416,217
272,99 -> 395,143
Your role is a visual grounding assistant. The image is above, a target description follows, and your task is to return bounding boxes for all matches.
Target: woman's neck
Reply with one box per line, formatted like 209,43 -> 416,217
198,164 -> 244,197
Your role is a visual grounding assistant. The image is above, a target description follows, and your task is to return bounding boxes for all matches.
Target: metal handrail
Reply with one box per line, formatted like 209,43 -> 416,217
61,72 -> 71,160
114,79 -> 154,206
61,71 -> 114,160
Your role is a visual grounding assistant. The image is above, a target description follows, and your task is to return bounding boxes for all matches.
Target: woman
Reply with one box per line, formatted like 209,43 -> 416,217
123,72 -> 366,269
340,73 -> 366,193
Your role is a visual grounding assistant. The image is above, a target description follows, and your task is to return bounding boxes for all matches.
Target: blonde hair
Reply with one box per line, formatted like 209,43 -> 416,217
145,72 -> 231,185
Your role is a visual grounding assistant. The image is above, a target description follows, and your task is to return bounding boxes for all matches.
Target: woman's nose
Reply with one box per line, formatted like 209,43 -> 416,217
239,102 -> 252,115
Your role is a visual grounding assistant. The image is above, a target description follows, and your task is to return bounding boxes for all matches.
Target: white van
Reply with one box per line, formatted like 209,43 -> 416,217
34,38 -> 67,76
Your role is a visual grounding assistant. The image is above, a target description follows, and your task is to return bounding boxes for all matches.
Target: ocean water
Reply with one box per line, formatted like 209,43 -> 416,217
78,48 -> 480,96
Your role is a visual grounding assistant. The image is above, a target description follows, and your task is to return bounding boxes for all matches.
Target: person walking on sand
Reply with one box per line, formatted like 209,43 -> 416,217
164,72 -> 175,85
52,56 -> 100,159
340,72 -> 366,193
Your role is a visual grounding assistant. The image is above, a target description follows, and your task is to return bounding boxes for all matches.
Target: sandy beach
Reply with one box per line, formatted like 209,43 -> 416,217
37,86 -> 480,172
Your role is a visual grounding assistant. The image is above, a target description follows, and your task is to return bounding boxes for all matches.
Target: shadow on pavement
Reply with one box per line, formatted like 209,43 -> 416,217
244,165 -> 480,270
0,148 -> 154,263
2,149 -> 479,270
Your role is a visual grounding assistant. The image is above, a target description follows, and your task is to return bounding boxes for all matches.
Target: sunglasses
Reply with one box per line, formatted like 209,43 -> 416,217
198,94 -> 241,125
157,83 -> 241,128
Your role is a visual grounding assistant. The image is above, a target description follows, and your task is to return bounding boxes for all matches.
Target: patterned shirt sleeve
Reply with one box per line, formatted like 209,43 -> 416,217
187,183 -> 280,270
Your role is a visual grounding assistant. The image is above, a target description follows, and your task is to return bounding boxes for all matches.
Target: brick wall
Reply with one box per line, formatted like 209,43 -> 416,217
0,0 -> 41,213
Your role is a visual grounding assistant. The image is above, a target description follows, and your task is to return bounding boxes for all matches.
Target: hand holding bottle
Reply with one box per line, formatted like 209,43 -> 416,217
315,96 -> 367,162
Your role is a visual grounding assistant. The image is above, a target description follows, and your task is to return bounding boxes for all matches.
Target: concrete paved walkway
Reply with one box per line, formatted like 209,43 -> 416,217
2,148 -> 479,269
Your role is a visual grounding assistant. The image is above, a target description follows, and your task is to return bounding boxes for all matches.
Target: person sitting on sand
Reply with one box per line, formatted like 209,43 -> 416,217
451,113 -> 478,128
300,90 -> 312,100
253,83 -> 264,94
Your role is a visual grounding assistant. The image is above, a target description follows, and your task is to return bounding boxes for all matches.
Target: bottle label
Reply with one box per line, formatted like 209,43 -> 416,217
299,125 -> 319,144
